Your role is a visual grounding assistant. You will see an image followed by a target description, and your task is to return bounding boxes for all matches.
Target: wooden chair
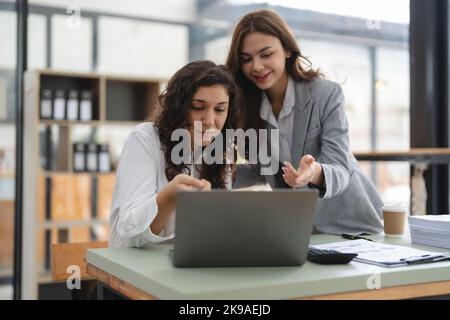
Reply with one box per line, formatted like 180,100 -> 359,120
51,241 -> 108,299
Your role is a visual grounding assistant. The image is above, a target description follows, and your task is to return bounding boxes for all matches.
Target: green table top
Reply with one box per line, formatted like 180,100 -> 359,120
86,233 -> 450,299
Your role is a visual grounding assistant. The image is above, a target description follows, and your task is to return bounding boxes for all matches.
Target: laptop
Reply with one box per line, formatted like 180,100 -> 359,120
172,189 -> 317,267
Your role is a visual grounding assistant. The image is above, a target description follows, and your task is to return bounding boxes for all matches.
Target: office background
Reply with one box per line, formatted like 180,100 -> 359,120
0,0 -> 448,299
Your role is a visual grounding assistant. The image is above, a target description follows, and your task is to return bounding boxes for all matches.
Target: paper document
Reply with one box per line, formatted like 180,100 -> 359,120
232,183 -> 273,192
409,215 -> 450,250
409,215 -> 450,230
311,239 -> 450,267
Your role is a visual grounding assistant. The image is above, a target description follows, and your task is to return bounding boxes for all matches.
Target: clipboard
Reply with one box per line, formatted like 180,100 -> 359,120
310,239 -> 450,267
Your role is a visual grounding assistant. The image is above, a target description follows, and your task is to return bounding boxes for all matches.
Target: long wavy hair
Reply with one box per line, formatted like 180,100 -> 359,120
155,60 -> 243,188
225,9 -> 322,130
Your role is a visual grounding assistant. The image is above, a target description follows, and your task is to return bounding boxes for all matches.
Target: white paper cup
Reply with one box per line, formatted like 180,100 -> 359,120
382,204 -> 407,237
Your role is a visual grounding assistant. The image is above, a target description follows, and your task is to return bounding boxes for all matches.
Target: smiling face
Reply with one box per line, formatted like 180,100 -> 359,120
240,32 -> 290,92
187,84 -> 229,147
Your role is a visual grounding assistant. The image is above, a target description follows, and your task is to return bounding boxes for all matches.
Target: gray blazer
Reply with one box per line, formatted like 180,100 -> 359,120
234,78 -> 383,235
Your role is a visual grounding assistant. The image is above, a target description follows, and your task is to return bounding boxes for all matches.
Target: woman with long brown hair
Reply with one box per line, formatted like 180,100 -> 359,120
226,10 -> 383,234
109,60 -> 242,248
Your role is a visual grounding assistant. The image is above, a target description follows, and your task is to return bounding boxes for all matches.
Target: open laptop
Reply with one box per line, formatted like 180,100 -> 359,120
172,189 -> 317,267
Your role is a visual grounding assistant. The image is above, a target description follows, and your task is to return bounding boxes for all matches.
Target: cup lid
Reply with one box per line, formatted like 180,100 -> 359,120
382,204 -> 407,212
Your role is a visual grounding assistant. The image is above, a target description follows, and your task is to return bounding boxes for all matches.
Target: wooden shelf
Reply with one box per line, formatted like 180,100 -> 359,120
22,69 -> 166,298
91,120 -> 141,126
39,219 -> 109,230
39,120 -> 141,127
38,69 -> 101,79
39,170 -> 115,177
39,120 -> 101,126
37,271 -> 53,284
39,170 -> 73,175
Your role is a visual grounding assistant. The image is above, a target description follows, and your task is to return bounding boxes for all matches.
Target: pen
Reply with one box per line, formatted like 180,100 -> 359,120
404,256 -> 436,265
341,233 -> 375,242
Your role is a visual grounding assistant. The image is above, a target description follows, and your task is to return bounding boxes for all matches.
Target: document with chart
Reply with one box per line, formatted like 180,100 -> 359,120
311,239 -> 450,267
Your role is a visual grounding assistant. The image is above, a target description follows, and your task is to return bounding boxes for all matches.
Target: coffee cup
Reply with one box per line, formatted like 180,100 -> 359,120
382,204 -> 407,237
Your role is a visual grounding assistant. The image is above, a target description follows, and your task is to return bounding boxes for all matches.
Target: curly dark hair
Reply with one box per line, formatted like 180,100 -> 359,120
155,60 -> 243,188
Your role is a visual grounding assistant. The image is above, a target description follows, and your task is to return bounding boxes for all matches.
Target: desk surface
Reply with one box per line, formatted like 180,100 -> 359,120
86,233 -> 450,299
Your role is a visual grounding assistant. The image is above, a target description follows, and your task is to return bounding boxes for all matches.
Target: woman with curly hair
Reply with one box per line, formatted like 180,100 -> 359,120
109,60 -> 243,248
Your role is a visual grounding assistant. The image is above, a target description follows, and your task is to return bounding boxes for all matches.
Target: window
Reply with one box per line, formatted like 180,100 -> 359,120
98,17 -> 188,78
0,11 -> 16,68
374,47 -> 410,205
28,14 -> 47,69
300,40 -> 372,151
51,14 -> 92,71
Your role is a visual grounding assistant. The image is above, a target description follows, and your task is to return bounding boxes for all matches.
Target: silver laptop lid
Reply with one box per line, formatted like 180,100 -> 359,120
173,190 -> 317,267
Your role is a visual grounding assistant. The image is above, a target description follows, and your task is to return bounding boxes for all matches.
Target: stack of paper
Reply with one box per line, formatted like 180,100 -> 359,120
409,215 -> 450,250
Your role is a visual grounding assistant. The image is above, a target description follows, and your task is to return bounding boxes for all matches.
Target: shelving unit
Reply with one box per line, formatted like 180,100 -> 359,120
0,199 -> 14,278
22,69 -> 166,299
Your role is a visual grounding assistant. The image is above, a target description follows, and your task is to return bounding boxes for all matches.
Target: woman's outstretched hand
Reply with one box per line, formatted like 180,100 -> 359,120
282,155 -> 320,188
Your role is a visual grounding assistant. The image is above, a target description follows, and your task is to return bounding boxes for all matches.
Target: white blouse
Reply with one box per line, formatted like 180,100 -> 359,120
109,122 -> 231,248
109,123 -> 174,248
259,76 -> 295,164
